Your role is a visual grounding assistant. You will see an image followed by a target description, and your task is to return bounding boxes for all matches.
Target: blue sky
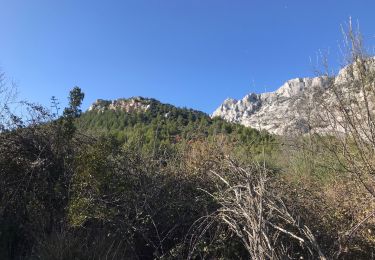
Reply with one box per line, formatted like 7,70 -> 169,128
1,1 -> 374,113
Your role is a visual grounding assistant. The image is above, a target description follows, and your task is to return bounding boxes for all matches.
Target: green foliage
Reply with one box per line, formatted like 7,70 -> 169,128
68,137 -> 241,258
62,86 -> 85,139
0,123 -> 75,258
76,97 -> 277,161
0,87 -> 85,259
64,86 -> 85,118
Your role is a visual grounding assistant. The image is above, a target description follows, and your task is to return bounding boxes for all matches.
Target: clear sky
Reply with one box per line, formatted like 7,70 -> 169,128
1,1 -> 374,113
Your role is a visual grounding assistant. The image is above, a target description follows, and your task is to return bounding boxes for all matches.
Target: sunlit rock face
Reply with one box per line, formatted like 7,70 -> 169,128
212,77 -> 333,135
88,97 -> 151,113
213,58 -> 375,135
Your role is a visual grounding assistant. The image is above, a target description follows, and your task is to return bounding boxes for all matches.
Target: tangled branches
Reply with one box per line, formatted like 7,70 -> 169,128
188,159 -> 325,259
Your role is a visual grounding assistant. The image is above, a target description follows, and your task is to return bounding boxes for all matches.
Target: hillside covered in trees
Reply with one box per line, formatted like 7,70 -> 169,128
76,97 -> 275,158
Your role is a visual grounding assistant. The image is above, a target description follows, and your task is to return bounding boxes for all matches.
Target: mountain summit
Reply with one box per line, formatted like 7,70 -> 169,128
88,97 -> 153,113
212,77 -> 330,135
213,58 -> 375,135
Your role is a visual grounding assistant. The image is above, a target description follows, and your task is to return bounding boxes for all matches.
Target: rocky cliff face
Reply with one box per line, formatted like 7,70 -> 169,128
213,58 -> 375,135
212,77 -> 333,135
88,97 -> 152,113
214,58 -> 375,136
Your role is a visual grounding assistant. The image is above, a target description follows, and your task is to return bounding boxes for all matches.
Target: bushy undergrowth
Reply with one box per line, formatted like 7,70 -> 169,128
277,137 -> 375,259
1,106 -> 374,259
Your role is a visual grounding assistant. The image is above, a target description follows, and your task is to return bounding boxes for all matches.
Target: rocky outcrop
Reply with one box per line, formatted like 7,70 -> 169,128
88,97 -> 151,113
212,77 -> 333,135
213,58 -> 375,135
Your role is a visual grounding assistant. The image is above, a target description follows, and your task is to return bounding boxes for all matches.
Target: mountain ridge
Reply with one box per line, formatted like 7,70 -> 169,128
212,58 -> 375,135
212,76 -> 331,135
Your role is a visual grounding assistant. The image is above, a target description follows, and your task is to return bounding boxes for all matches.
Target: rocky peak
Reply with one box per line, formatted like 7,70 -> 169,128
274,77 -> 328,98
212,76 -> 332,135
88,97 -> 152,113
212,57 -> 375,136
